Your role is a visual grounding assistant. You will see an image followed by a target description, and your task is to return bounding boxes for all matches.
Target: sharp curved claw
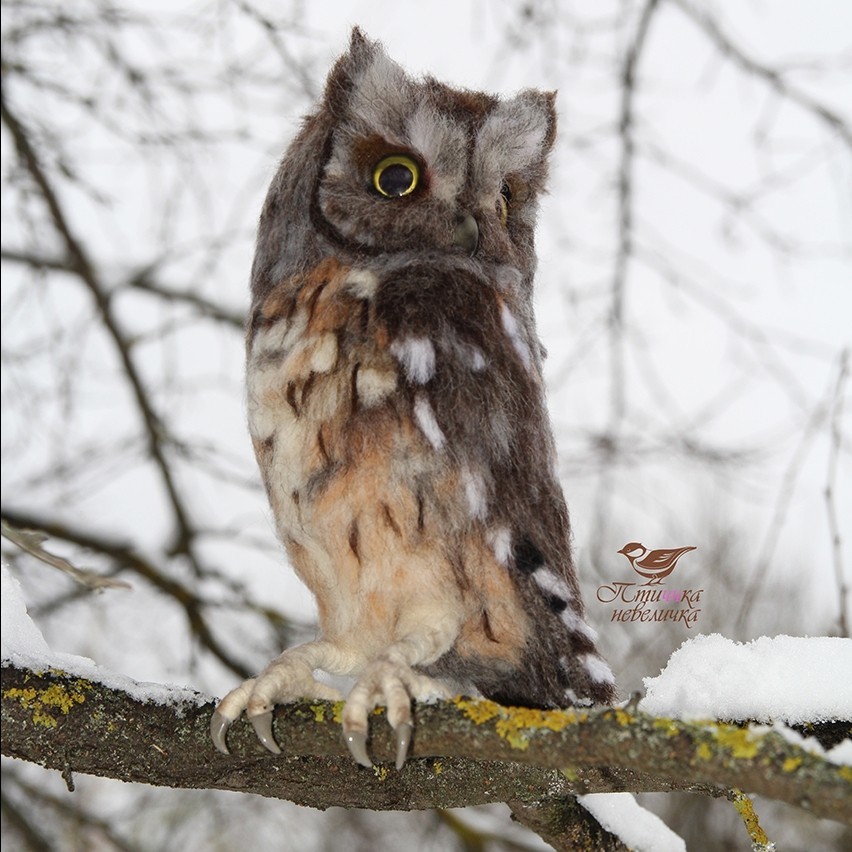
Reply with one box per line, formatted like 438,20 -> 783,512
250,711 -> 281,754
210,710 -> 232,755
344,730 -> 372,768
394,721 -> 412,770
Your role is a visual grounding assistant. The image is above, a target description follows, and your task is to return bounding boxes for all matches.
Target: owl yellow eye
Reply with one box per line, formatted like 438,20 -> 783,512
373,155 -> 420,198
498,181 -> 512,225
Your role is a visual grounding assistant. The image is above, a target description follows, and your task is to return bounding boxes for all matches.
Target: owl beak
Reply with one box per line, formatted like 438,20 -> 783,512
452,212 -> 479,255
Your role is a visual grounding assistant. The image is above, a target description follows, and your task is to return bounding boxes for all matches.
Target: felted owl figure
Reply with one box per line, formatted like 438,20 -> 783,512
211,28 -> 616,768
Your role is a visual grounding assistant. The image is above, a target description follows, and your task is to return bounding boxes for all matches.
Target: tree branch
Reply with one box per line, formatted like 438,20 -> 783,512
0,90 -> 197,563
1,520 -> 131,591
591,0 -> 660,555
2,664 -> 848,826
508,796 -> 632,852
124,274 -> 245,329
670,0 -> 852,150
825,349 -> 849,637
0,248 -> 245,330
0,507 -> 254,680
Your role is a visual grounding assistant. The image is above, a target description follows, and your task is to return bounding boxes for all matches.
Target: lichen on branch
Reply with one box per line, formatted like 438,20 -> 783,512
2,662 -> 848,831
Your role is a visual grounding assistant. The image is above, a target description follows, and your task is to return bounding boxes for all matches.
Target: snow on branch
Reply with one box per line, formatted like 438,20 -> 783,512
1,662 -> 848,828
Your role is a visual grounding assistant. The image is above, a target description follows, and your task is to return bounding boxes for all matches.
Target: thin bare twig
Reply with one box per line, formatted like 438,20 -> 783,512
670,0 -> 852,151
0,507 -> 253,680
2,768 -> 144,852
590,0 -> 660,556
825,349 -> 849,637
0,88 -> 199,565
609,0 -> 660,423
736,369 -> 841,631
125,275 -> 244,328
1,520 -> 131,591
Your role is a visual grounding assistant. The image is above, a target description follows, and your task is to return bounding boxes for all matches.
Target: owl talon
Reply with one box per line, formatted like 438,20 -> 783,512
394,721 -> 413,769
210,710 -> 232,755
250,711 -> 281,754
344,729 -> 372,768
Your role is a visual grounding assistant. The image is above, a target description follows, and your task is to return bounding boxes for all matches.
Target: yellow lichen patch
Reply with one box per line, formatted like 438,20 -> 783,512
608,708 -> 637,728
730,789 -> 771,848
782,756 -> 803,773
4,686 -> 37,704
713,725 -> 760,760
4,679 -> 91,729
838,766 -> 852,783
310,704 -> 327,723
433,761 -> 442,775
453,697 -> 501,725
496,706 -> 586,750
332,701 -> 344,725
454,697 -> 586,751
653,718 -> 681,738
495,717 -> 532,750
373,765 -> 388,781
696,742 -> 713,761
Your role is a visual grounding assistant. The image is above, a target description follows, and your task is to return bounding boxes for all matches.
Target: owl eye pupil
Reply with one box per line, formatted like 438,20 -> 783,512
373,155 -> 420,198
379,164 -> 414,196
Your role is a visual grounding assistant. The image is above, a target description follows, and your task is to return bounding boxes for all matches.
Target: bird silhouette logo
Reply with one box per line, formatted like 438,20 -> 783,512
617,542 -> 696,585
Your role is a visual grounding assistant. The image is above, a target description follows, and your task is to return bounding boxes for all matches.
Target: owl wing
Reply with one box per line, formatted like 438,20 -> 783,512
368,260 -> 615,708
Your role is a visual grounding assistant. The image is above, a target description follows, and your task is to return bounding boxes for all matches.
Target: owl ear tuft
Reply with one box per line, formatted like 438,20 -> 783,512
476,89 -> 558,179
514,89 -> 558,153
325,29 -> 409,132
324,28 -> 391,116
346,26 -> 380,64
325,28 -> 372,94
348,26 -> 372,54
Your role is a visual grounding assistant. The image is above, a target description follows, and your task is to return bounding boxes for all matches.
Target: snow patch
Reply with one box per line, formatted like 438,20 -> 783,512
1,563 -> 208,710
1,562 -> 52,659
640,633 -> 852,725
578,793 -> 686,852
767,720 -> 852,767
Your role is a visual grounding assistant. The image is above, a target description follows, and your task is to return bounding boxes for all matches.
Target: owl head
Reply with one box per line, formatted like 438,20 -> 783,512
251,28 -> 556,307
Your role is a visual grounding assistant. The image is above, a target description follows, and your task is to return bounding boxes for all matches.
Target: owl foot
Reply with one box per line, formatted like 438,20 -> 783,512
211,636 -> 453,767
342,658 -> 449,769
210,656 -> 344,755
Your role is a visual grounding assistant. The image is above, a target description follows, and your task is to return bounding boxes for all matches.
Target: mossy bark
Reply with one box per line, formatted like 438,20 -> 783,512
3,663 -> 849,844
